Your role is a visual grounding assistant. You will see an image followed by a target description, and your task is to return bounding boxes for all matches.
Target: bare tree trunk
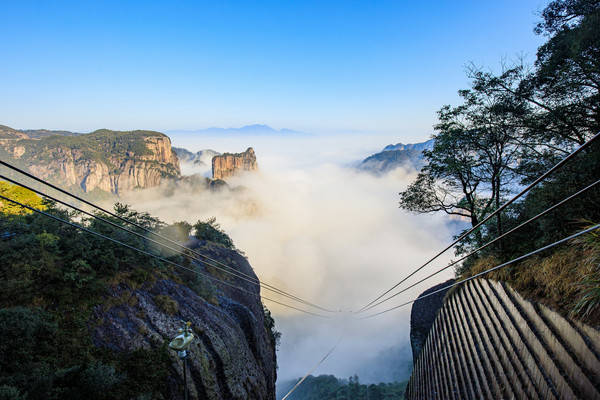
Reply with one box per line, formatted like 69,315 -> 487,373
495,176 -> 504,257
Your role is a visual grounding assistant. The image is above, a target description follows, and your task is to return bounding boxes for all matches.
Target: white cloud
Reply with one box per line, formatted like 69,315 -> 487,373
118,132 -> 457,384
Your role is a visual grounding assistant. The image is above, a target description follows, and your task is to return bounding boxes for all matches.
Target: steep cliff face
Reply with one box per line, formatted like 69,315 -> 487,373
0,127 -> 181,195
212,147 -> 258,180
93,241 -> 277,400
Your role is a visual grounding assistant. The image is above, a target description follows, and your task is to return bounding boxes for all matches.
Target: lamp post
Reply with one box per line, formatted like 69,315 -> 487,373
169,321 -> 195,400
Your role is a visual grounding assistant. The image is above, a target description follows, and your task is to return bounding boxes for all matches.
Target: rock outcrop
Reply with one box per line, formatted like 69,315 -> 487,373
358,139 -> 434,175
409,279 -> 454,363
92,241 -> 277,400
212,147 -> 258,180
0,127 -> 181,195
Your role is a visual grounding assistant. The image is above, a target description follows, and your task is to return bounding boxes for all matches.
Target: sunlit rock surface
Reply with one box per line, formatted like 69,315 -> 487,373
212,148 -> 258,180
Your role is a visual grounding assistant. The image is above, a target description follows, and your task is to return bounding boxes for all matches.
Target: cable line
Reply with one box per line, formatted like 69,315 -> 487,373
356,132 -> 600,312
0,193 -> 331,319
0,173 -> 332,313
281,335 -> 344,400
360,223 -> 600,319
359,178 -> 600,313
0,161 -> 336,313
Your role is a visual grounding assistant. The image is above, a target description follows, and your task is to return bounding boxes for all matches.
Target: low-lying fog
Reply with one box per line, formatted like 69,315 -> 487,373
122,131 -> 458,385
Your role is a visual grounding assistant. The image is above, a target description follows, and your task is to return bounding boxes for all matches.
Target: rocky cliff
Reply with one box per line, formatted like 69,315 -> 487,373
93,240 -> 277,400
0,189 -> 278,400
409,279 -> 454,363
212,147 -> 258,180
0,126 -> 181,195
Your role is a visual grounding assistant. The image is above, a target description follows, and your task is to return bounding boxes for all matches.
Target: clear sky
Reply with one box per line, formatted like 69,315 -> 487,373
1,0 -> 547,139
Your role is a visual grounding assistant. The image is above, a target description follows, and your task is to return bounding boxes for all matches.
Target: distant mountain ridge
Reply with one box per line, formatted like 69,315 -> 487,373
170,124 -> 305,136
0,125 -> 80,139
358,139 -> 433,174
22,129 -> 80,138
173,147 -> 220,166
382,139 -> 434,152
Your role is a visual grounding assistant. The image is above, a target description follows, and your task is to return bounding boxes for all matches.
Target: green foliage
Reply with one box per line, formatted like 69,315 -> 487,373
0,386 -> 24,400
0,307 -> 58,374
190,275 -> 219,305
263,305 -> 281,351
153,294 -> 179,315
573,277 -> 600,319
159,221 -> 192,243
0,308 -> 126,400
193,217 -> 234,249
401,0 -> 600,280
279,375 -> 407,400
0,200 -> 241,399
12,130 -> 165,166
106,346 -> 171,399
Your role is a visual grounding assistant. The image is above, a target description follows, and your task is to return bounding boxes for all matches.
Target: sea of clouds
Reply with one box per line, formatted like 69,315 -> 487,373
118,131 -> 459,384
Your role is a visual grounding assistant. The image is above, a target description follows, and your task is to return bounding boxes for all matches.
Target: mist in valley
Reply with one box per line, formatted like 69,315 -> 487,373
117,132 -> 458,385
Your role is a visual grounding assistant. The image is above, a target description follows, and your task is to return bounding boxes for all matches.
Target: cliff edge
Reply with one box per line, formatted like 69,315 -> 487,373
0,126 -> 181,195
212,148 -> 258,180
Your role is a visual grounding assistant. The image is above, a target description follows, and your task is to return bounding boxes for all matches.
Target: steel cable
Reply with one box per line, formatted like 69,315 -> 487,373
0,193 -> 331,318
360,223 -> 600,319
357,132 -> 599,312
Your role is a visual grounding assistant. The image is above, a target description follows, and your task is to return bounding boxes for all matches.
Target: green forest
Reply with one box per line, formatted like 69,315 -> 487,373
278,375 -> 407,400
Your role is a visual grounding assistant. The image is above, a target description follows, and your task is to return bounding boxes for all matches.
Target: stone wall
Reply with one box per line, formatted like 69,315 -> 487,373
406,279 -> 600,399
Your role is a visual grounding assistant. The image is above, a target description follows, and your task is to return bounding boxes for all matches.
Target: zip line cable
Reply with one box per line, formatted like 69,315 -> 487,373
359,178 -> 600,313
0,161 -> 336,313
360,223 -> 600,319
281,335 -> 344,400
0,174 -> 333,313
0,193 -> 331,318
356,132 -> 600,312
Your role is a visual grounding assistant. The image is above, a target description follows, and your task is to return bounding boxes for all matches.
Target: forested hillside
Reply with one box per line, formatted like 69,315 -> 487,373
0,182 -> 278,399
277,375 -> 407,400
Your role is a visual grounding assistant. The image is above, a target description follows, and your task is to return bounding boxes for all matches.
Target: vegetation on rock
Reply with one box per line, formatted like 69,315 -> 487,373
0,181 -> 277,399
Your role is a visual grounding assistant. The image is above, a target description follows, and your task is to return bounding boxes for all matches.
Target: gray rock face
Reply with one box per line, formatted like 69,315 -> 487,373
409,279 -> 454,364
91,242 -> 276,400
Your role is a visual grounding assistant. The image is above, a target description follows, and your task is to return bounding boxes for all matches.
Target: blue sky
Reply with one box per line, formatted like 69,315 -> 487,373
1,0 -> 547,139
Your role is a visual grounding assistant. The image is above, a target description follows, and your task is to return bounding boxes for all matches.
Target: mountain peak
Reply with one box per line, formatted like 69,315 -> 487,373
382,139 -> 434,152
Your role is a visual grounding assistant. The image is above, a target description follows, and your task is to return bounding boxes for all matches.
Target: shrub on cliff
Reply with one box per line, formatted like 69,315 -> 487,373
193,217 -> 234,249
0,194 -> 264,398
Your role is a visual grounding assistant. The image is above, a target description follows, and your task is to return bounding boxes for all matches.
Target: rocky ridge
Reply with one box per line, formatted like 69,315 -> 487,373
0,126 -> 181,195
212,147 -> 258,180
358,139 -> 433,175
